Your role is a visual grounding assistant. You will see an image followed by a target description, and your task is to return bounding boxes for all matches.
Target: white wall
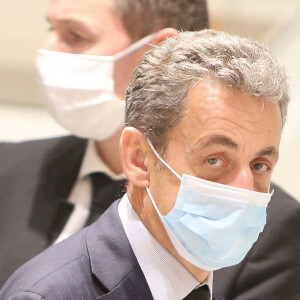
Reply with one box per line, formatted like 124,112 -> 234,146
270,20 -> 300,199
0,0 -> 49,106
0,0 -> 69,140
0,102 -> 68,141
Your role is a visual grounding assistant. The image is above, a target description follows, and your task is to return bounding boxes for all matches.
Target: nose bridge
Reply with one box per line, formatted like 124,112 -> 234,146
42,32 -> 66,52
231,165 -> 254,191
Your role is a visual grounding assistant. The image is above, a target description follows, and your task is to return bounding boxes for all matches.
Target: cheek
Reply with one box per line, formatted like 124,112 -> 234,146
113,48 -> 148,99
113,59 -> 136,99
149,168 -> 181,215
254,175 -> 271,193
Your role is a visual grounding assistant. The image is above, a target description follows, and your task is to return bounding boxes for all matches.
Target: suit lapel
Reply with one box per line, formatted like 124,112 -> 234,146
86,201 -> 153,300
29,136 -> 87,243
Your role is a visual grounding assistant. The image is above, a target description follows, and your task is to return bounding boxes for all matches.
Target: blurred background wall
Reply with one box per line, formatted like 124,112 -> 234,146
0,0 -> 299,200
0,0 -> 67,140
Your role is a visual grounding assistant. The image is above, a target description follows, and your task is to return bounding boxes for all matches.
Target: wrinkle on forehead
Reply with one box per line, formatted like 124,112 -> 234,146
186,82 -> 281,129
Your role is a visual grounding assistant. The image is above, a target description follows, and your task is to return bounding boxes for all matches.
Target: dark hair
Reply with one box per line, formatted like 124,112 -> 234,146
113,0 -> 209,40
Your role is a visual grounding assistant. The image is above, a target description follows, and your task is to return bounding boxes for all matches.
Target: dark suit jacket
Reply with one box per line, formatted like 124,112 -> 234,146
0,200 -> 221,300
214,184 -> 300,300
0,201 -> 154,299
1,135 -> 299,298
0,136 -> 88,287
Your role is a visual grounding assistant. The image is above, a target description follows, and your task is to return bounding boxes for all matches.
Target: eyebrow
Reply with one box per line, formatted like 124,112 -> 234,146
192,134 -> 238,150
46,16 -> 89,30
255,146 -> 279,159
191,134 -> 279,160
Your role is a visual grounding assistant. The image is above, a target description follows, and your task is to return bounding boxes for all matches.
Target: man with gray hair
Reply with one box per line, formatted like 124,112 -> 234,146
1,29 -> 291,300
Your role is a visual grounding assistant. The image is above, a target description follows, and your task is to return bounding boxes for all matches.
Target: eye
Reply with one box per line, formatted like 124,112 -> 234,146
205,158 -> 226,168
252,162 -> 271,172
65,30 -> 85,44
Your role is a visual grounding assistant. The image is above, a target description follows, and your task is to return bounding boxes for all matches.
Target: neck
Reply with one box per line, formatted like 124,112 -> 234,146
94,127 -> 124,174
128,184 -> 209,284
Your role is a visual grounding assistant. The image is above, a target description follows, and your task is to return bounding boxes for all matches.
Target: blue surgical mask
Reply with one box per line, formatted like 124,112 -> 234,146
146,140 -> 273,271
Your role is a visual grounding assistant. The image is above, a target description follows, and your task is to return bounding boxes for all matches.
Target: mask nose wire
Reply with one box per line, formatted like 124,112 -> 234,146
147,139 -> 182,180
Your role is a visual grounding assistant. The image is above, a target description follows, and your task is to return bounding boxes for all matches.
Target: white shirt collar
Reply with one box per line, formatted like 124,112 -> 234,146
118,193 -> 213,300
79,139 -> 126,180
55,140 -> 126,244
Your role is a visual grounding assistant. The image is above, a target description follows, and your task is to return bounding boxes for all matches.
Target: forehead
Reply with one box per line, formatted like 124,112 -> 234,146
169,81 -> 282,151
47,0 -> 120,29
48,0 -> 113,15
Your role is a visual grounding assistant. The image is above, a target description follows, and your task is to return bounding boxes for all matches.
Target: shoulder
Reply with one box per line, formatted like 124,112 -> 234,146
269,183 -> 300,219
0,135 -> 86,161
252,183 -> 300,264
0,135 -> 87,176
264,183 -> 300,246
0,228 -> 91,299
1,201 -> 124,300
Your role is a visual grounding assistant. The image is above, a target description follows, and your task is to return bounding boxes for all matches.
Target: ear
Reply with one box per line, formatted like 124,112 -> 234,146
152,28 -> 178,45
120,127 -> 150,187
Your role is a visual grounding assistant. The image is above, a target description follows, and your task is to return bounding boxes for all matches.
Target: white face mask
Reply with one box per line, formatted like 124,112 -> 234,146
35,34 -> 155,140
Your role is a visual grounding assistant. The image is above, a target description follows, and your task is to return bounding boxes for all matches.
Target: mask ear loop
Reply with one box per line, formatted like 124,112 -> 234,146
146,187 -> 163,217
147,139 -> 182,180
146,139 -> 182,216
114,33 -> 156,60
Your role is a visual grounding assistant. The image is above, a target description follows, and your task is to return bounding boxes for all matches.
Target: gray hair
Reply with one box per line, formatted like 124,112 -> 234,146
125,30 -> 290,153
112,0 -> 209,40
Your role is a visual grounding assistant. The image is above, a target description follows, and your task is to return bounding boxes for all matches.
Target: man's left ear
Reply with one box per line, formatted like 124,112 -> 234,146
152,28 -> 178,45
120,127 -> 150,187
